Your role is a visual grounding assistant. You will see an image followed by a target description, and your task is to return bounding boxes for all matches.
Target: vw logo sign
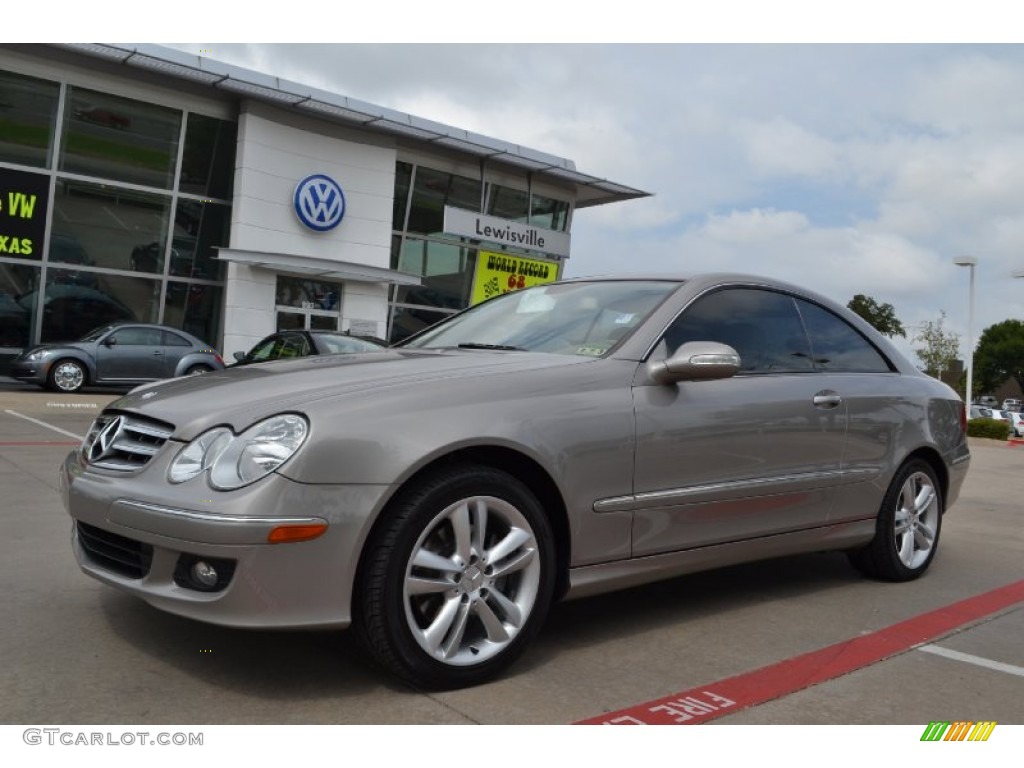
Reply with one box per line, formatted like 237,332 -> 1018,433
294,174 -> 346,232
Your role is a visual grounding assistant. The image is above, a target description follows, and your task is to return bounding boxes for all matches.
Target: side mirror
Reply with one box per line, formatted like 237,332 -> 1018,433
232,351 -> 245,362
646,341 -> 741,385
102,336 -> 117,347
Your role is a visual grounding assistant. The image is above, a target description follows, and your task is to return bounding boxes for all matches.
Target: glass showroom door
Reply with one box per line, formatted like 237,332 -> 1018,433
275,275 -> 342,331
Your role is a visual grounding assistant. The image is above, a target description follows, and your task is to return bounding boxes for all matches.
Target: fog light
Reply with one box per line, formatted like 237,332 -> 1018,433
191,561 -> 219,588
174,554 -> 235,592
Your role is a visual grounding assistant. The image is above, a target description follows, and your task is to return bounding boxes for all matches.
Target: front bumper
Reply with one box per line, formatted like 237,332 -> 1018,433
8,359 -> 48,385
61,448 -> 392,629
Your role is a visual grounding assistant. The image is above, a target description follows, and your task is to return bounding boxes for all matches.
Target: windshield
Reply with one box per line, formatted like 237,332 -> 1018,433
80,324 -> 117,342
402,280 -> 679,356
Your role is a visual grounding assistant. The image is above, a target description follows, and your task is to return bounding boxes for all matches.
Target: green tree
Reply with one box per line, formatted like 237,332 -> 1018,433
974,319 -> 1024,394
913,311 -> 960,377
847,294 -> 906,338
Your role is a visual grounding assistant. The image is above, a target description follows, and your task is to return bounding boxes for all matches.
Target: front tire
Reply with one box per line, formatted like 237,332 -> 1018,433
47,359 -> 87,393
355,465 -> 556,690
848,458 -> 943,581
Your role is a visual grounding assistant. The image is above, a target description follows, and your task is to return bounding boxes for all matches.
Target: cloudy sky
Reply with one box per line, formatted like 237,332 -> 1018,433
160,32 -> 1024,364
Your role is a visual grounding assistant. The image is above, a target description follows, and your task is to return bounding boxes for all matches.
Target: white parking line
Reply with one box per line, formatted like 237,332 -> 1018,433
919,644 -> 1024,678
103,205 -> 129,229
3,410 -> 85,440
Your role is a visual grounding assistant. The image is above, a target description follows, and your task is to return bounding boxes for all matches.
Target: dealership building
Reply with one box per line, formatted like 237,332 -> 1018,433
0,43 -> 648,364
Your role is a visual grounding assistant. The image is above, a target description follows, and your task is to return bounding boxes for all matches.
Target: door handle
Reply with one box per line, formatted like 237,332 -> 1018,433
813,391 -> 842,409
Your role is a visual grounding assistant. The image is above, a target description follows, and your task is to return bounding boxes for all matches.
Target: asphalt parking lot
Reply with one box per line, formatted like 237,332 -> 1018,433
1,380 -> 1022,726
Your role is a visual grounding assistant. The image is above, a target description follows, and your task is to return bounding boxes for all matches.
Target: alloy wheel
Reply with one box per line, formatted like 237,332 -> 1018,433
402,495 -> 541,666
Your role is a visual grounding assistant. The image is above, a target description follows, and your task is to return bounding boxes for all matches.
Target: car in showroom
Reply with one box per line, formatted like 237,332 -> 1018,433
60,274 -> 970,689
11,322 -> 224,392
230,329 -> 386,366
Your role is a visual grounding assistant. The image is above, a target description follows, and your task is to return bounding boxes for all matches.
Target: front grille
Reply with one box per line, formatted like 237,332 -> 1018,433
76,521 -> 154,579
81,412 -> 175,471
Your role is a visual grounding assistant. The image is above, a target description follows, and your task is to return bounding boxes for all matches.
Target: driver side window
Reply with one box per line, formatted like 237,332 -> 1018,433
662,288 -> 814,374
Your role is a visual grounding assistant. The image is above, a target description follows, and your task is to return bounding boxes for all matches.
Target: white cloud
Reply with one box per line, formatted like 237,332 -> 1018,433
162,43 -> 1024,344
701,208 -> 810,242
733,118 -> 840,177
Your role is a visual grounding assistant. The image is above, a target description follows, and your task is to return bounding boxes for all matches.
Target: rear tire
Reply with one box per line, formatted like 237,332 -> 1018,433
848,459 -> 943,581
184,365 -> 212,376
354,465 -> 556,690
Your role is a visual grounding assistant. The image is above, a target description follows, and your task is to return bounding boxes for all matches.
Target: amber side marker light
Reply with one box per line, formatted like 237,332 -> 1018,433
267,523 -> 328,544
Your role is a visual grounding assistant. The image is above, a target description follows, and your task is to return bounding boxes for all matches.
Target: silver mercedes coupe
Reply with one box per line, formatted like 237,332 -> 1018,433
61,274 -> 970,689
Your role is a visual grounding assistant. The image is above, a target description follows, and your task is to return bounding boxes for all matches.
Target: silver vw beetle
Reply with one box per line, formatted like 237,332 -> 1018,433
61,274 -> 970,689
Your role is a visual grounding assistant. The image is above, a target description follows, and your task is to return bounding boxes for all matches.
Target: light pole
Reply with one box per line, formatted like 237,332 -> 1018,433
953,256 -> 978,407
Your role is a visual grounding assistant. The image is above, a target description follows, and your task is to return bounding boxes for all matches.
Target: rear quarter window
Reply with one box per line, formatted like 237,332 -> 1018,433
796,299 -> 894,373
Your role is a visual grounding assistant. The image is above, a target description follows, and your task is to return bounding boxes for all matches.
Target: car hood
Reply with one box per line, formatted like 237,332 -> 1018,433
107,348 -> 597,439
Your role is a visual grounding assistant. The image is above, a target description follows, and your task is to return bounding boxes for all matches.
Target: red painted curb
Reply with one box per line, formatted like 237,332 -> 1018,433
0,441 -> 80,447
576,579 -> 1024,725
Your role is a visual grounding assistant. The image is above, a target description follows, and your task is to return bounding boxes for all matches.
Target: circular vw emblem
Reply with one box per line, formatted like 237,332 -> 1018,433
88,416 -> 124,463
294,174 -> 346,232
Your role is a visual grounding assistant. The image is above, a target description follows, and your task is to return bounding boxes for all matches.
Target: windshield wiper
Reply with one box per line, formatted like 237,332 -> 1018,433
456,343 -> 526,351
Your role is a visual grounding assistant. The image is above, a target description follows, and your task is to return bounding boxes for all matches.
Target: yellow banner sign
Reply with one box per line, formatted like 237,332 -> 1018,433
471,251 -> 560,305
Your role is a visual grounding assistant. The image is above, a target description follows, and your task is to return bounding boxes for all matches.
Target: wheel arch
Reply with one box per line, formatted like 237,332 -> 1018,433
901,446 -> 949,511
48,354 -> 93,387
355,444 -> 572,604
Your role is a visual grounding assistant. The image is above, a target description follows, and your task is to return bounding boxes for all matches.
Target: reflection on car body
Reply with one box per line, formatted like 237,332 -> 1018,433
60,274 -> 970,690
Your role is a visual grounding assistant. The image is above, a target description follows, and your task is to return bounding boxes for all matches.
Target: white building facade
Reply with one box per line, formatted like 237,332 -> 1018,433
0,44 -> 648,363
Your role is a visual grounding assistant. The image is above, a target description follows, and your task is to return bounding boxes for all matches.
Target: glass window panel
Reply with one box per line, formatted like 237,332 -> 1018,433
389,305 -> 452,344
40,269 -> 159,343
162,282 -> 222,345
389,234 -> 403,271
52,179 -> 171,274
60,86 -> 181,189
170,199 -> 229,280
0,166 -> 49,261
796,299 -> 894,373
0,69 -> 60,168
0,262 -> 41,347
276,311 -> 304,330
309,314 -> 338,330
407,167 -> 449,235
487,184 -> 530,222
394,239 -> 475,310
179,113 -> 237,198
530,193 -> 570,231
275,276 -> 342,310
448,174 -> 482,212
392,161 -> 412,231
664,289 -> 813,374
407,167 -> 482,235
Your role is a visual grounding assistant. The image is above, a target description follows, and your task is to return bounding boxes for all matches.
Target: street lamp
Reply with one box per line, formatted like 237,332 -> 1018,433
953,256 -> 978,408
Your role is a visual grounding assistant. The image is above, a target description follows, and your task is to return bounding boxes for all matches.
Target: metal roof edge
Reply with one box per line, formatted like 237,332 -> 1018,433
47,43 -> 652,207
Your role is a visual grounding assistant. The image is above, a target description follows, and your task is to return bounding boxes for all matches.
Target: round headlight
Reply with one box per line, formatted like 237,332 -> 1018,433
169,416 -> 308,489
168,427 -> 232,484
208,414 -> 309,490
